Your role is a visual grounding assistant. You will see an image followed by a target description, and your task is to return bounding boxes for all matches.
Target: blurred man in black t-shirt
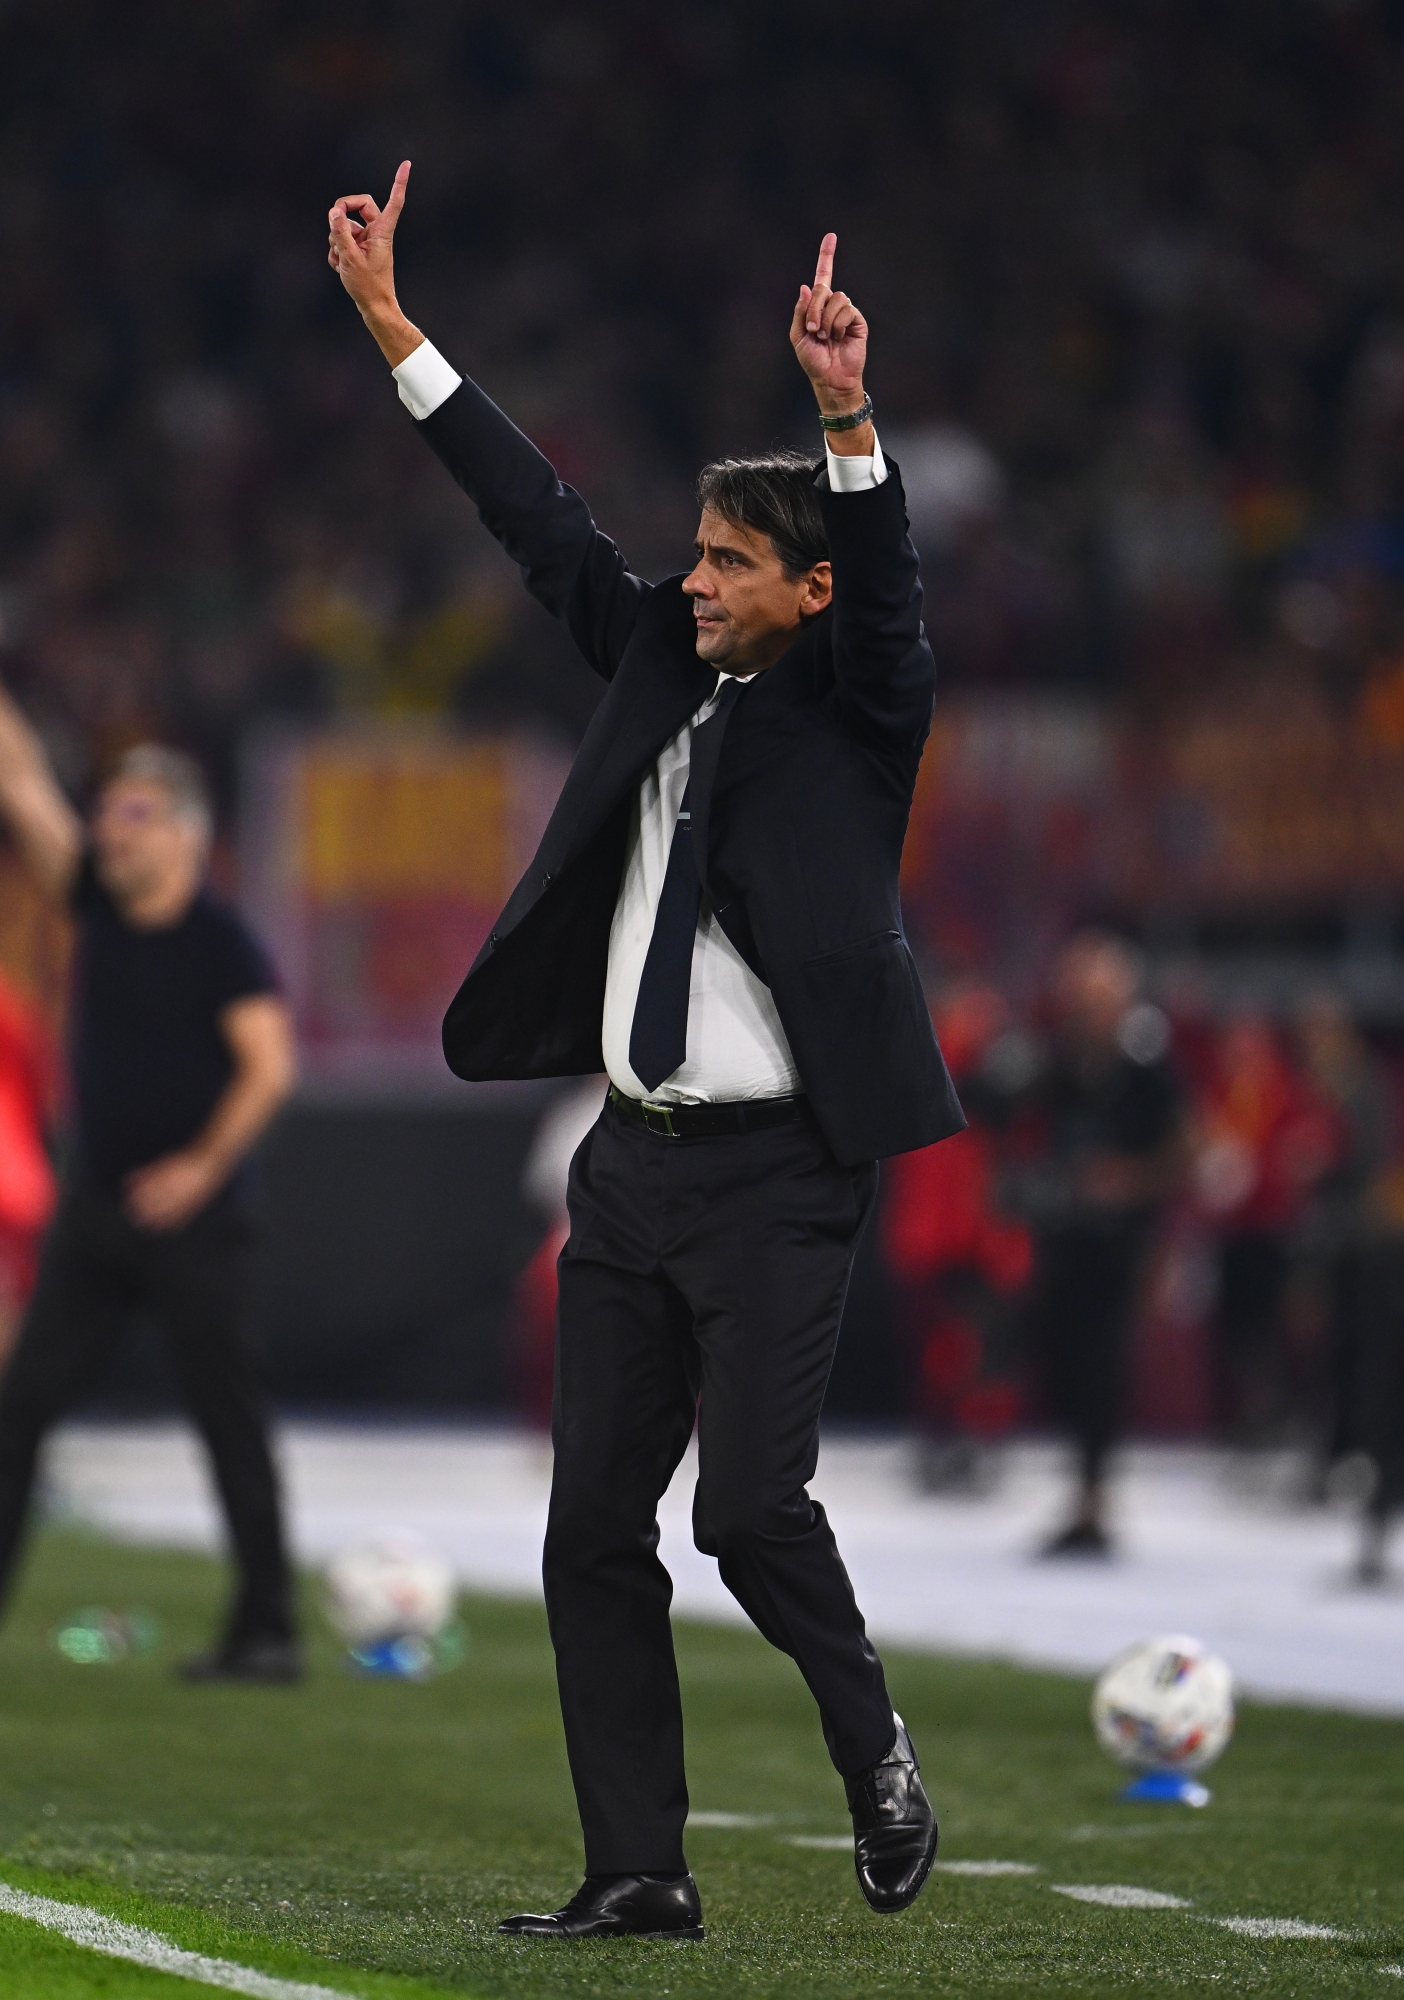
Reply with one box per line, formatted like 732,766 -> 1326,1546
0,683 -> 299,1680
1011,934 -> 1185,1557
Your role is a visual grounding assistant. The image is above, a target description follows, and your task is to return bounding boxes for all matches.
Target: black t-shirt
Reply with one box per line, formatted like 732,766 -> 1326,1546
69,856 -> 279,1188
991,1009 -> 1183,1233
1040,1045 -> 1182,1165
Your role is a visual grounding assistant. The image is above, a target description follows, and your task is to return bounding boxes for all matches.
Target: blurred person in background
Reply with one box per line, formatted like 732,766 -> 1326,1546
1294,994 -> 1404,1582
1191,1010 -> 1337,1444
1295,994 -> 1394,1478
1354,1229 -> 1404,1584
881,983 -> 1032,1491
0,687 -> 300,1681
0,969 -> 56,1371
1014,932 -> 1184,1557
331,170 -> 955,1936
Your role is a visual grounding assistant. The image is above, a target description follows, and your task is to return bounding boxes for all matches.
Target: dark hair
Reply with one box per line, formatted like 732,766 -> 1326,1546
696,450 -> 828,578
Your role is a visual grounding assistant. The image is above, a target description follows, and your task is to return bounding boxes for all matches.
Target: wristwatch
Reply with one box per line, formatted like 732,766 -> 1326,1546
818,393 -> 874,433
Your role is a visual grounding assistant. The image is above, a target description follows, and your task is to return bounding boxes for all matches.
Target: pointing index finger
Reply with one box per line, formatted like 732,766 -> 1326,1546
813,232 -> 836,291
384,159 -> 411,222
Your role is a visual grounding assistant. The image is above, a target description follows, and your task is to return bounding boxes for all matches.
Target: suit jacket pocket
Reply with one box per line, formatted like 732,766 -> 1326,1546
802,927 -> 902,969
780,928 -> 927,1084
771,927 -> 959,1161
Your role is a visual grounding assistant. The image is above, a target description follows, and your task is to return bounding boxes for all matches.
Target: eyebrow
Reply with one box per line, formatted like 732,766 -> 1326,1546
695,538 -> 754,563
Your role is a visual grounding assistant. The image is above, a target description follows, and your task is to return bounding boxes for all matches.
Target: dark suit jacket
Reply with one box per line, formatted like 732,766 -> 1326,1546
419,373 -> 964,1166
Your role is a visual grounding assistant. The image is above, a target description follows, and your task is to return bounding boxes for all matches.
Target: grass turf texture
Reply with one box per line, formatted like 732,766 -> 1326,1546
0,1531 -> 1398,1998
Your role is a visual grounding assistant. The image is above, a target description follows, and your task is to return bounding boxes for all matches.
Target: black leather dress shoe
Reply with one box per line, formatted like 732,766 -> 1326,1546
176,1639 -> 303,1685
845,1714 -> 938,1912
497,1873 -> 704,1940
1040,1520 -> 1112,1560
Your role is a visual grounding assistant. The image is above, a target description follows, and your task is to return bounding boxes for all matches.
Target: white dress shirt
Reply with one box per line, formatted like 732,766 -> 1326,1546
393,339 -> 887,1102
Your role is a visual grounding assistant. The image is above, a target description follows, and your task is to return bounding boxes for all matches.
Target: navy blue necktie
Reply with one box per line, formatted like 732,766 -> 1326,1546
629,680 -> 742,1093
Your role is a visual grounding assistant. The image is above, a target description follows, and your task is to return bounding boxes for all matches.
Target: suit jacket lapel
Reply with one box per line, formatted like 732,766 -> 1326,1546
689,624 -> 819,889
530,601 -> 814,890
538,647 -> 713,877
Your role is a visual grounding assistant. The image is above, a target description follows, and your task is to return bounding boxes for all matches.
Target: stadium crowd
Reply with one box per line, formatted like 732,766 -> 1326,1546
6,2 -> 1404,802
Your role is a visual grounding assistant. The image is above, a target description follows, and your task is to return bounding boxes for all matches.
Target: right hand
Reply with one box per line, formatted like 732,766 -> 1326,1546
123,1148 -> 224,1233
790,233 -> 869,413
328,160 -> 411,324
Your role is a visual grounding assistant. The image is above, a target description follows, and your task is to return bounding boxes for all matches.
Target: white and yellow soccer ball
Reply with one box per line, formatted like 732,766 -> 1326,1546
324,1534 -> 457,1648
1092,1634 -> 1235,1775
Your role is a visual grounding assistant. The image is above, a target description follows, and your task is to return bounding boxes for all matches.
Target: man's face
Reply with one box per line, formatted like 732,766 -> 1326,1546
92,777 -> 206,913
682,507 -> 831,676
1053,938 -> 1138,1044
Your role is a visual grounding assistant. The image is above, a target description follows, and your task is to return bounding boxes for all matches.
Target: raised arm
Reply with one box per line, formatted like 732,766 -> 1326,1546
0,680 -> 83,899
326,164 -> 648,680
790,236 -> 934,753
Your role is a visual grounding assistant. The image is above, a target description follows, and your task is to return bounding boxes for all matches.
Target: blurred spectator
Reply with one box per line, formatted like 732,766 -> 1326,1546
1292,993 -> 1404,1583
0,969 -> 56,1370
1009,933 -> 1184,1556
1099,407 -> 1232,704
1295,995 -> 1396,1473
1354,1206 -> 1404,1584
880,984 -> 1033,1491
1190,1011 -> 1338,1442
0,697 -> 301,1682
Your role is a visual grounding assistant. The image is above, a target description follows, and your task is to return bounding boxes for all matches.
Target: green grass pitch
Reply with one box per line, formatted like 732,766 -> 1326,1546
0,1528 -> 1399,1997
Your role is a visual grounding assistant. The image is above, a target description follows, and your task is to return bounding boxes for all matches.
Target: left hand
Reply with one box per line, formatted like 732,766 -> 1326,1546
123,1149 -> 224,1232
790,233 -> 869,411
327,160 -> 423,368
328,160 -> 409,312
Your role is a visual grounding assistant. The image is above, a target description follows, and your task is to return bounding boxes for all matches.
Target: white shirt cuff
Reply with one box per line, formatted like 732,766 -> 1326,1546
825,432 -> 887,492
393,339 -> 462,421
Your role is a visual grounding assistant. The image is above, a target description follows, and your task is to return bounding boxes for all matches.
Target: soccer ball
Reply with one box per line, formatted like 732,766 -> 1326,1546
1092,1634 -> 1235,1775
324,1534 -> 457,1648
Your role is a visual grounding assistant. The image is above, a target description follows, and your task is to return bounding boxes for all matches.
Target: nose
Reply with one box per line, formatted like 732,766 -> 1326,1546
682,562 -> 713,598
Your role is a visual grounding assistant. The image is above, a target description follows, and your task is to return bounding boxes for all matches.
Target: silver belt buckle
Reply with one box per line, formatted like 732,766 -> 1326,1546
641,1101 -> 678,1137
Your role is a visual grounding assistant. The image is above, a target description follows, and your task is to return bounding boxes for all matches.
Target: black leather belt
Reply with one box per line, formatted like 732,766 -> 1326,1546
607,1085 -> 811,1139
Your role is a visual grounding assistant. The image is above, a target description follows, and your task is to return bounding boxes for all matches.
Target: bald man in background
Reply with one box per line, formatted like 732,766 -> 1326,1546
0,690 -> 299,1681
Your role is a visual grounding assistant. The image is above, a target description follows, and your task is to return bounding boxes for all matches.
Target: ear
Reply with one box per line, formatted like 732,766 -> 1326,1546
800,561 -> 833,618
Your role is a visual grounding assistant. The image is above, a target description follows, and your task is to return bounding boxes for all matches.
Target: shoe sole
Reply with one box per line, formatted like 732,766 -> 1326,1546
499,1926 -> 706,1941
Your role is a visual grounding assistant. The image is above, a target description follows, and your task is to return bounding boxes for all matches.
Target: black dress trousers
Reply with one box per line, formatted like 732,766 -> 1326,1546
0,1173 -> 294,1646
544,1095 -> 894,1876
1037,1214 -> 1154,1490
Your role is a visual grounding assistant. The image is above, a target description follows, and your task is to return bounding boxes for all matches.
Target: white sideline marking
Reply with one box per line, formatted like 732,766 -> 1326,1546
1052,1883 -> 1191,1909
1378,1965 -> 1403,1976
1212,1915 -> 1345,1940
773,1850 -> 1360,1944
0,1882 -> 358,1998
935,1861 -> 1041,1877
688,1811 -> 776,1828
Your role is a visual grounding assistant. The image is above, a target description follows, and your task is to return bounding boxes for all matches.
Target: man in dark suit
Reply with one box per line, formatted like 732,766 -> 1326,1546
329,162 -> 963,1940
